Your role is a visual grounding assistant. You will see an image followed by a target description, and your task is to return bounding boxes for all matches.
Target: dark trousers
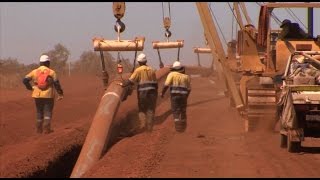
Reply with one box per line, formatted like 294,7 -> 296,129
34,98 -> 54,121
138,90 -> 157,115
170,94 -> 188,121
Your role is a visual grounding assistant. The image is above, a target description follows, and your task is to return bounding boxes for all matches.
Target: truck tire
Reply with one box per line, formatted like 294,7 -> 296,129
287,137 -> 301,153
280,134 -> 287,148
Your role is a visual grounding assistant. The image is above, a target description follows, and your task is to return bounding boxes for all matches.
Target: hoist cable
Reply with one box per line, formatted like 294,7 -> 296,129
161,2 -> 165,22
239,2 -> 253,25
288,8 -> 307,30
231,6 -> 234,40
161,2 -> 171,21
285,8 -> 308,31
117,51 -> 121,63
168,2 -> 171,20
227,2 -> 242,30
209,3 -> 228,46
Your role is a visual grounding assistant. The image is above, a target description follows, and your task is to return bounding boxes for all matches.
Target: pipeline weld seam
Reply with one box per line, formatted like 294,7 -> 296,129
102,92 -> 120,100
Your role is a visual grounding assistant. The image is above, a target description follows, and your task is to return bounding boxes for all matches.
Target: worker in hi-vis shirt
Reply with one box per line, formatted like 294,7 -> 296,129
23,54 -> 64,134
120,53 -> 158,132
161,61 -> 191,132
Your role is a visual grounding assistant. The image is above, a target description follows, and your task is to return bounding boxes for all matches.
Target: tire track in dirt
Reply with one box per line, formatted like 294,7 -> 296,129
244,131 -> 320,177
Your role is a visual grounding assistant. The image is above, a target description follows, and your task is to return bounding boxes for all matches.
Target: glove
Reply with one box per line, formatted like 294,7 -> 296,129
57,94 -> 64,101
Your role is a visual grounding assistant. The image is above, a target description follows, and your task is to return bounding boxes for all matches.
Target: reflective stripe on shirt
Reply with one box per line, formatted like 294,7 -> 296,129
170,86 -> 189,94
138,81 -> 158,91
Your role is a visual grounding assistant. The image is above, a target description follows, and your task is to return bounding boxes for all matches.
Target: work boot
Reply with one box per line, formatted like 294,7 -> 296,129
146,122 -> 153,132
138,112 -> 146,130
146,111 -> 154,133
180,119 -> 187,132
36,120 -> 43,134
174,119 -> 186,133
43,119 -> 53,134
174,119 -> 181,132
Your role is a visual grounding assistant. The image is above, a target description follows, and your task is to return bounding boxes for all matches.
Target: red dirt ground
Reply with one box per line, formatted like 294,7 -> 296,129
0,74 -> 103,177
1,70 -> 320,178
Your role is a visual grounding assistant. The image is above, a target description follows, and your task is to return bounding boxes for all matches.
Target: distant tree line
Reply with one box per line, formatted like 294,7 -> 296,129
0,43 -> 133,89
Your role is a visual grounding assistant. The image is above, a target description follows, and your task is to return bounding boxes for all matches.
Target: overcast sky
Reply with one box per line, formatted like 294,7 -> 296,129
1,2 -> 319,69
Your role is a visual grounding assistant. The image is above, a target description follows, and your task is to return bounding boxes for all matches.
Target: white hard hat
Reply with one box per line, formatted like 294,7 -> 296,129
39,55 -> 50,62
172,61 -> 182,69
136,53 -> 147,63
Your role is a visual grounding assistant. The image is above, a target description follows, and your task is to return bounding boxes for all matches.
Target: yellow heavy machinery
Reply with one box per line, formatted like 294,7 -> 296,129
224,2 -> 320,131
196,2 -> 244,110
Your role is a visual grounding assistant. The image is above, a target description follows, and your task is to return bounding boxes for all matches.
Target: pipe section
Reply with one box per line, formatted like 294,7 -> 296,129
70,67 -> 170,178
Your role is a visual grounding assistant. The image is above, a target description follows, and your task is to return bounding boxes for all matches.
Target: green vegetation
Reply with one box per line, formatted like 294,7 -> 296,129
0,43 -> 133,89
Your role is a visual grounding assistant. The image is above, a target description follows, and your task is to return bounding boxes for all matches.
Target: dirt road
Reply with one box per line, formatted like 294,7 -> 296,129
1,72 -> 320,178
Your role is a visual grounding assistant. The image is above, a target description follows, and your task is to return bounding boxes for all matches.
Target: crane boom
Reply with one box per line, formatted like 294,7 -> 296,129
196,2 -> 244,109
233,2 -> 244,30
239,2 -> 253,26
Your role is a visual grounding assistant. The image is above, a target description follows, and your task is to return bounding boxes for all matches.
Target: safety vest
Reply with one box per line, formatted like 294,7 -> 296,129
138,81 -> 158,91
129,65 -> 158,92
165,71 -> 191,95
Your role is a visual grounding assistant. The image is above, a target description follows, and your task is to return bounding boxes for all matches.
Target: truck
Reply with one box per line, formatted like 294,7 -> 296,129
279,51 -> 320,153
238,3 -> 320,132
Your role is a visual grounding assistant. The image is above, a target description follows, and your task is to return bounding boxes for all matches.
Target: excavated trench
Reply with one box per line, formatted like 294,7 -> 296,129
24,109 -> 141,178
26,145 -> 82,178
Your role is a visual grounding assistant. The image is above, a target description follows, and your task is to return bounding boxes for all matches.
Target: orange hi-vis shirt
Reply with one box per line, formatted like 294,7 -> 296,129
25,66 -> 58,98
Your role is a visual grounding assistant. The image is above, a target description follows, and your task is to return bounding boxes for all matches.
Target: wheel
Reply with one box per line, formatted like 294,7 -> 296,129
280,134 -> 287,148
